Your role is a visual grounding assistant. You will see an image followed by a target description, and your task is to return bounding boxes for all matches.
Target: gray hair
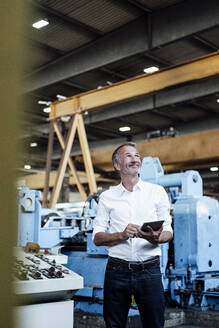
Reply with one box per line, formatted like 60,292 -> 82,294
112,142 -> 137,169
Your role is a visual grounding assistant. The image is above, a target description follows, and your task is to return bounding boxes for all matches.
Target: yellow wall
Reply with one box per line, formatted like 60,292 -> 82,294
0,1 -> 27,327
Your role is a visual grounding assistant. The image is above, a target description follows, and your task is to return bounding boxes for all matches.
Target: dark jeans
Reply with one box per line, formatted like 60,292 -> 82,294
103,257 -> 165,328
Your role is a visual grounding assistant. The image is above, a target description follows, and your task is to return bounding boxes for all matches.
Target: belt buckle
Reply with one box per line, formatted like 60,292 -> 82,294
128,262 -> 141,270
128,262 -> 132,270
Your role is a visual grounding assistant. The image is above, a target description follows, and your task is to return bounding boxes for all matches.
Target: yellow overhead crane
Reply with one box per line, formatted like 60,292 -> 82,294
43,52 -> 219,208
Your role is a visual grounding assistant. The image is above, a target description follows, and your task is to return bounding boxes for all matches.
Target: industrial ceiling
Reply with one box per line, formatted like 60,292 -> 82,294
22,0 -> 219,197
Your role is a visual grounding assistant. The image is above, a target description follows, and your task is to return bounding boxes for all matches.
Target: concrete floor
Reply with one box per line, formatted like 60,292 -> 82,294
74,308 -> 219,328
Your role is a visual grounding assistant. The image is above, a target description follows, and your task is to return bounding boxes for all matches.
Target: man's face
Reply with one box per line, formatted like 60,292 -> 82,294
115,145 -> 141,176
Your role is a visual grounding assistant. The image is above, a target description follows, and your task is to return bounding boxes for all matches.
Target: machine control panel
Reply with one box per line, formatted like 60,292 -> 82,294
14,254 -> 69,281
13,247 -> 83,297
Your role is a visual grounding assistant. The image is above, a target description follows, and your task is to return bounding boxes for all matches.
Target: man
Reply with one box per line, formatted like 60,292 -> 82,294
93,142 -> 173,328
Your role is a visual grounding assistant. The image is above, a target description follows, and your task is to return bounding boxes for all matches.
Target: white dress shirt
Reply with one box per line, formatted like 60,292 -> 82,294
93,179 -> 172,262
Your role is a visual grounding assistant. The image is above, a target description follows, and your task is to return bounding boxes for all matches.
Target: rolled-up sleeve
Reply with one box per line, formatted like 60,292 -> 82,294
92,194 -> 110,240
156,186 -> 173,234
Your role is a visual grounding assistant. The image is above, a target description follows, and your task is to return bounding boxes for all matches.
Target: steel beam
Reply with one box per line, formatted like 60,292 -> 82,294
24,17 -> 148,92
155,75 -> 219,108
26,115 -> 219,163
76,117 -> 219,157
192,35 -> 219,52
152,0 -> 219,48
85,96 -> 153,124
76,129 -> 219,171
176,116 -> 219,135
49,52 -> 219,119
126,0 -> 152,12
23,74 -> 219,139
25,0 -> 219,92
42,121 -> 54,207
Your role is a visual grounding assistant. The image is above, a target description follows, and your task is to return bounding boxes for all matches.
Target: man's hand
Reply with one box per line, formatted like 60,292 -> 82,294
137,225 -> 163,244
94,224 -> 172,247
93,223 -> 140,247
122,224 -> 140,240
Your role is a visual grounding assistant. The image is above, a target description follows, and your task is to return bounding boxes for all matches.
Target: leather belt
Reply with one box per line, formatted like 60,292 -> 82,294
108,256 -> 159,270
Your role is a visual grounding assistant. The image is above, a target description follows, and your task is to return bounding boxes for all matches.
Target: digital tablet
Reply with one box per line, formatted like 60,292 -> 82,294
141,220 -> 164,232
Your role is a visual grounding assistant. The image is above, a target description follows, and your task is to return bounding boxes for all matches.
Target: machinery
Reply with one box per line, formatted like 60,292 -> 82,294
140,157 -> 219,311
14,247 -> 82,302
17,187 -> 109,315
15,188 -> 84,328
17,157 -> 219,315
13,247 -> 83,328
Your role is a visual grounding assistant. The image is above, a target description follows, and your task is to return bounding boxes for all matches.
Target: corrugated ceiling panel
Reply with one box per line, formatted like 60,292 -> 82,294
105,54 -> 158,78
195,96 -> 219,112
158,105 -> 207,122
37,83 -> 79,99
70,0 -> 141,33
150,39 -> 208,65
93,119 -> 144,135
31,21 -> 91,52
69,70 -> 119,89
128,112 -> 172,127
37,0 -> 91,15
199,26 -> 219,48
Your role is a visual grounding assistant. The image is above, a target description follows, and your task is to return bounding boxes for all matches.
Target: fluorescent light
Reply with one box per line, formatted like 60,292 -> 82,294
32,19 -> 49,29
119,126 -> 131,132
38,100 -> 51,106
30,142 -> 38,148
56,94 -> 67,100
24,164 -> 31,170
210,167 -> 219,172
144,66 -> 159,74
43,107 -> 51,113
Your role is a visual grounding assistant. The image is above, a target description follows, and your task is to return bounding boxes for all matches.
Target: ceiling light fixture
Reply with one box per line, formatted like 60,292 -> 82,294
144,66 -> 159,74
56,94 -> 67,100
24,164 -> 31,170
210,166 -> 219,172
216,99 -> 219,103
43,107 -> 51,113
30,142 -> 38,148
119,126 -> 131,132
38,100 -> 51,106
32,19 -> 49,29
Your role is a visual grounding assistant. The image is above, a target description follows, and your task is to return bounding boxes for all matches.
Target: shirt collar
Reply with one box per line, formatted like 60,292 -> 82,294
117,178 -> 144,195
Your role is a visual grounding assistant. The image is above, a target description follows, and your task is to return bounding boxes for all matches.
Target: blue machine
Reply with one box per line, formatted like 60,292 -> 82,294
17,157 -> 219,313
141,157 -> 219,311
17,187 -> 80,249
